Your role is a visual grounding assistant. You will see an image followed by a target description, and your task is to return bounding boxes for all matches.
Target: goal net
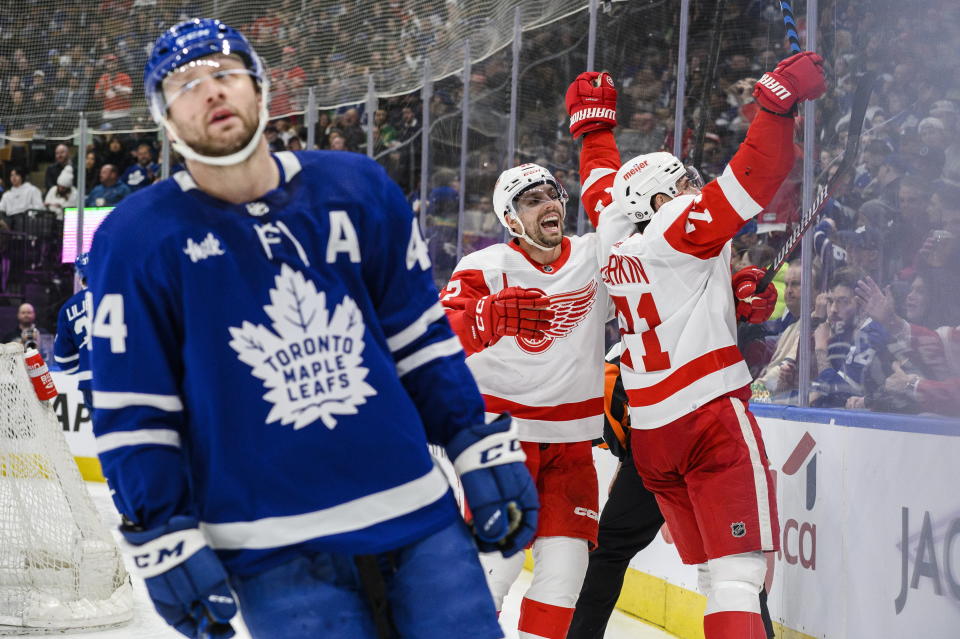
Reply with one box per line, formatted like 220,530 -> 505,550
0,343 -> 132,632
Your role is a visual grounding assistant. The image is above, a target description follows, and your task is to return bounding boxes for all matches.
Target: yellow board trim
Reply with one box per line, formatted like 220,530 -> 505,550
75,456 -> 106,482
522,551 -> 815,639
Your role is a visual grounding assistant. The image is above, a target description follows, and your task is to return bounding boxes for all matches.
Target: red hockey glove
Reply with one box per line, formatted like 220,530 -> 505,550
466,287 -> 554,349
733,266 -> 778,323
565,71 -> 618,138
753,51 -> 827,115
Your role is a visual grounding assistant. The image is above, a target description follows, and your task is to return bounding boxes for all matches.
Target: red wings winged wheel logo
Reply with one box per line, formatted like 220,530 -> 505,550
516,279 -> 599,354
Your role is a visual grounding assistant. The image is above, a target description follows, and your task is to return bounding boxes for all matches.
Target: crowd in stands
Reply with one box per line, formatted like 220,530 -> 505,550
0,1 -> 957,417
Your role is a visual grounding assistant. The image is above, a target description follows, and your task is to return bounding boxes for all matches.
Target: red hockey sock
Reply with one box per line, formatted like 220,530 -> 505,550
703,611 -> 766,639
517,597 -> 575,639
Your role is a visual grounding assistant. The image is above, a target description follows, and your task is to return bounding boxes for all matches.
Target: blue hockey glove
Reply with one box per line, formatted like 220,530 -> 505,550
120,516 -> 237,638
446,413 -> 539,557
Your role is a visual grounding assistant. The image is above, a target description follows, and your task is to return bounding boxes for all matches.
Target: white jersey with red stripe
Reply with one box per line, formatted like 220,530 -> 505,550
579,110 -> 796,429
441,235 -> 612,442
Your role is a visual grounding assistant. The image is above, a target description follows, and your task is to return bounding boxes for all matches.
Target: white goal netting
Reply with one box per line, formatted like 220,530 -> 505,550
0,343 -> 132,632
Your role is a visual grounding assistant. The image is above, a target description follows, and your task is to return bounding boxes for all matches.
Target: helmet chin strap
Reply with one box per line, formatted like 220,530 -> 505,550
162,82 -> 271,167
507,213 -> 555,252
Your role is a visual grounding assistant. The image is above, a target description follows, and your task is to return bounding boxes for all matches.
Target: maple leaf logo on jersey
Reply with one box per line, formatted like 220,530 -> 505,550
228,264 -> 377,430
516,279 -> 598,354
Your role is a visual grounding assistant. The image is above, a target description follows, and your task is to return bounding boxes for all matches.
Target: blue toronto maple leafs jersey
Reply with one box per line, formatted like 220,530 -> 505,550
87,151 -> 485,577
54,289 -> 91,390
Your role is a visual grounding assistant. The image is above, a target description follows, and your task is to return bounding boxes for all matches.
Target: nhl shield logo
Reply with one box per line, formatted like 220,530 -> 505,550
731,522 -> 747,538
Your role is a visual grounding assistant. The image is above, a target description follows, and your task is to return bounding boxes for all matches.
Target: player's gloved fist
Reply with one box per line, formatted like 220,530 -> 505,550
753,51 -> 827,114
733,266 -> 778,323
467,287 -> 554,348
565,71 -> 618,138
446,413 -> 539,557
120,516 -> 236,639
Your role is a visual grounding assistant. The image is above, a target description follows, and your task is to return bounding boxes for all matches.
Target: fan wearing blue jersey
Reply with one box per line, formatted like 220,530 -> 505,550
54,252 -> 93,411
85,19 -> 537,639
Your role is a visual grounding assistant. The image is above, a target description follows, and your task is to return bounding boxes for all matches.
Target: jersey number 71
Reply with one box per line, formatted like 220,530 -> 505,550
611,293 -> 671,372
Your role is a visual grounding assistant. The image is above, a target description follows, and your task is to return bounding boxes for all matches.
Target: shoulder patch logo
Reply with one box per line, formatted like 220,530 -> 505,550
184,232 -> 226,263
228,264 -> 377,430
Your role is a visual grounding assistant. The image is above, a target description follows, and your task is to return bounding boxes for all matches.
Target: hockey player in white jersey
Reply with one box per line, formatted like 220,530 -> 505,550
566,52 -> 827,639
441,163 -> 612,639
85,18 -> 538,639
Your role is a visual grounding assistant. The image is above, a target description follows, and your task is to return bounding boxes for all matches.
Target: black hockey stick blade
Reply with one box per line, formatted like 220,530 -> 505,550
756,70 -> 877,292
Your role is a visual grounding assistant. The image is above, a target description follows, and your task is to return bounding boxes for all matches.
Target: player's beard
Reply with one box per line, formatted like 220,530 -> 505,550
527,212 -> 564,248
189,107 -> 260,158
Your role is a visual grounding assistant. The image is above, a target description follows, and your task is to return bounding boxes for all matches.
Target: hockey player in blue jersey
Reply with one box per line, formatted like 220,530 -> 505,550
54,252 -> 92,411
85,18 -> 538,639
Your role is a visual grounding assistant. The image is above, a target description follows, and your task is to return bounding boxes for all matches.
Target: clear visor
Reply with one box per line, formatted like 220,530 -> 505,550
160,59 -> 256,112
676,166 -> 704,193
514,182 -> 569,210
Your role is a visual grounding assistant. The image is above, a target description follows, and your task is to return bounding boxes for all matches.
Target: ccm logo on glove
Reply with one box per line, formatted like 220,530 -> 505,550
129,528 -> 207,578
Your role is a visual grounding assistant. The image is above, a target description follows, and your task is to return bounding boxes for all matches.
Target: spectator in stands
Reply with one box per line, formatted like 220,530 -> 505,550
836,226 -> 884,282
860,154 -> 907,208
811,267 -> 894,409
264,124 -> 285,152
120,143 -> 159,193
85,164 -> 130,207
329,133 -> 347,151
101,136 -> 132,174
44,144 -> 73,191
314,111 -> 333,149
930,100 -> 960,182
2,303 -> 44,349
424,168 -> 460,283
273,119 -> 296,147
854,139 -> 891,191
854,274 -> 958,414
618,111 -> 667,159
0,168 -> 43,216
84,151 -> 101,192
374,109 -> 397,148
43,165 -> 78,218
93,54 -> 133,128
54,73 -> 90,115
753,260 -> 821,403
889,175 -> 933,269
397,106 -> 420,143
337,108 -> 366,152
269,46 -> 305,117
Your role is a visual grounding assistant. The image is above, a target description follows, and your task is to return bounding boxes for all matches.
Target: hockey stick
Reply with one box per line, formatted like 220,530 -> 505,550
755,70 -> 877,292
778,1 -> 803,54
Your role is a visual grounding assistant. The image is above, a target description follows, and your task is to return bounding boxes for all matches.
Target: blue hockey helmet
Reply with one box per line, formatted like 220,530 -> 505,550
75,252 -> 90,284
144,18 -> 270,166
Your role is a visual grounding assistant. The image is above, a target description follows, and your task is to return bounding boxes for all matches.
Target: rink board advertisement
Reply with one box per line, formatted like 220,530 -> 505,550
57,371 -> 959,638
609,406 -> 960,639
49,371 -> 100,478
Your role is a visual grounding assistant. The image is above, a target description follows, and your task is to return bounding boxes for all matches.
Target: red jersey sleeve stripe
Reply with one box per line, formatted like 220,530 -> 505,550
624,345 -> 742,407
481,394 -> 604,421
